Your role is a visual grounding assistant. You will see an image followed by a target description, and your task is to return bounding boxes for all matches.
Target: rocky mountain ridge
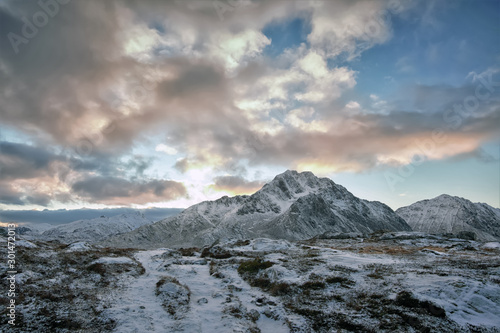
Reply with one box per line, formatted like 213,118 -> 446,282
36,212 -> 155,243
396,194 -> 500,241
105,170 -> 411,248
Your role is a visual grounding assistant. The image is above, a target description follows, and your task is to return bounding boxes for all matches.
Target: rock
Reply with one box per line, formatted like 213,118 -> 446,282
227,284 -> 242,292
212,291 -> 223,298
155,276 -> 190,317
255,297 -> 265,307
246,309 -> 260,322
197,297 -> 208,305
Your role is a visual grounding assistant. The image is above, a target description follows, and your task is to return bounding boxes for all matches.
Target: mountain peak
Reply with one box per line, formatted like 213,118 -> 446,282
258,170 -> 328,201
275,170 -> 316,180
279,169 -> 299,176
397,195 -> 500,241
434,194 -> 461,202
106,170 -> 410,248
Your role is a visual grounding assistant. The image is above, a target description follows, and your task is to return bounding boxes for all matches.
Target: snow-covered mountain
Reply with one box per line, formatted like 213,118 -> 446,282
0,222 -> 53,236
396,194 -> 500,241
105,170 -> 411,248
39,212 -> 155,243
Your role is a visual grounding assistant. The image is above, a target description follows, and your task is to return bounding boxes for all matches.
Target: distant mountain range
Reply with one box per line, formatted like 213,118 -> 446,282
14,212 -> 155,243
105,170 -> 411,248
6,171 -> 498,246
0,207 -> 183,225
396,194 -> 500,241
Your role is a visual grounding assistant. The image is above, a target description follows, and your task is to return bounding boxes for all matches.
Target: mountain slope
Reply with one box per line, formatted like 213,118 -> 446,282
105,170 -> 411,248
40,212 -> 155,243
396,194 -> 500,241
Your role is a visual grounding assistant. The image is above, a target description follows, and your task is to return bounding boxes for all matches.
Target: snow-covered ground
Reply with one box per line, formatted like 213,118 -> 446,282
105,249 -> 291,332
103,236 -> 500,332
2,233 -> 500,332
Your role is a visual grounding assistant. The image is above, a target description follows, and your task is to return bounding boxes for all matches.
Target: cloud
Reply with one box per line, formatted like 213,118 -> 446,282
0,0 -> 496,209
71,176 -> 187,205
210,175 -> 264,195
0,141 -> 63,180
174,158 -> 189,173
0,181 -> 56,207
0,141 -> 186,207
306,0 -> 395,59
155,144 -> 177,155
285,107 -> 329,133
346,101 -> 361,109
0,183 -> 25,206
0,0 -> 399,157
209,29 -> 271,73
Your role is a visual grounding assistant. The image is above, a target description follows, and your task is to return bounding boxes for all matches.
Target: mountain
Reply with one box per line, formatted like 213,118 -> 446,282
396,194 -> 500,241
0,222 -> 53,237
40,212 -> 155,243
105,170 -> 411,248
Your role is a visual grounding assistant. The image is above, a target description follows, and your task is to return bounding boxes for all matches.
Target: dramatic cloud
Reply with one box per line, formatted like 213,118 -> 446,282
0,141 -> 187,206
71,176 -> 187,205
0,141 -> 63,180
0,183 -> 25,206
0,0 -> 498,209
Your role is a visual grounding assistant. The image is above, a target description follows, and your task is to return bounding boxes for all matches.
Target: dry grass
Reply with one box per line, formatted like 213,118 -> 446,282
338,244 -> 452,256
421,246 -> 448,253
355,245 -> 417,255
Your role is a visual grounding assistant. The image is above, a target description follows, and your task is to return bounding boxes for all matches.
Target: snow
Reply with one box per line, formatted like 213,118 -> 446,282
7,233 -> 500,332
15,270 -> 42,284
107,170 -> 410,249
397,194 -> 500,241
251,238 -> 293,251
256,315 -> 290,333
406,273 -> 500,328
105,249 -> 293,332
16,239 -> 37,248
420,248 -> 449,256
66,241 -> 92,252
39,212 -> 154,243
1,222 -> 54,234
259,264 -> 301,284
7,172 -> 500,332
92,257 -> 135,265
483,242 -> 500,249
229,238 -> 295,253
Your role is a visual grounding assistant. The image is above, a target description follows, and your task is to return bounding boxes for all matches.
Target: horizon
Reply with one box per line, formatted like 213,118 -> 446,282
1,168 -> 499,225
1,0 -> 499,214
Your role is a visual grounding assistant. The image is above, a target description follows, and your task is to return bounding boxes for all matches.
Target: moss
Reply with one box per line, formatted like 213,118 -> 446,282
233,239 -> 251,246
178,247 -> 200,256
326,275 -> 355,287
87,263 -> 106,275
269,282 -> 294,296
395,291 -> 446,317
395,291 -> 422,308
301,280 -> 326,290
250,277 -> 272,289
201,246 -> 232,259
237,258 -> 274,274
367,272 -> 384,279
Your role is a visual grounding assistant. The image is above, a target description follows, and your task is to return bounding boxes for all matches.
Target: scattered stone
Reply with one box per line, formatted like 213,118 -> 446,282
246,309 -> 260,322
228,284 -> 242,292
197,297 -> 208,305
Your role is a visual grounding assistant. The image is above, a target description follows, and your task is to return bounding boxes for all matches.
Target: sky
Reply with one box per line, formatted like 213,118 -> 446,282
0,0 -> 499,216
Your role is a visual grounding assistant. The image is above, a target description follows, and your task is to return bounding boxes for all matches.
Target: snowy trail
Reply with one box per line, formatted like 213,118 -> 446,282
107,250 -> 291,332
108,250 -> 176,332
